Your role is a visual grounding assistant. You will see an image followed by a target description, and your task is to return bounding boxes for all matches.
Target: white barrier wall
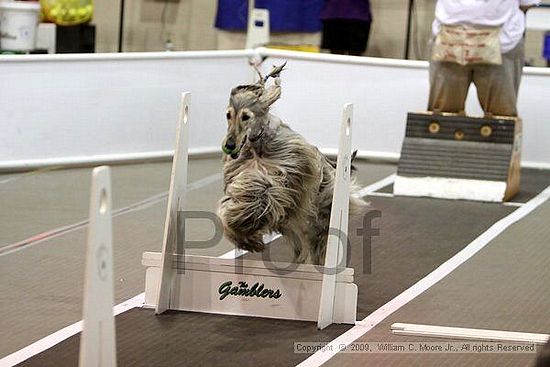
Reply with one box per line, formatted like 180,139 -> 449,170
0,51 -> 255,170
0,48 -> 549,170
519,70 -> 550,167
261,48 -> 550,168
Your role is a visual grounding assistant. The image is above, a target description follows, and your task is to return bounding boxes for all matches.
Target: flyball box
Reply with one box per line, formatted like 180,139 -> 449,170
394,112 -> 521,202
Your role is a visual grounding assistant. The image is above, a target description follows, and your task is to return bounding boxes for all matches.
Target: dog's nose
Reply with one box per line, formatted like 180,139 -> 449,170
225,139 -> 236,151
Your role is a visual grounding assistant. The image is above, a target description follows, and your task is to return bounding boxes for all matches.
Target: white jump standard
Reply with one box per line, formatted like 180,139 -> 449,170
394,112 -> 522,202
143,92 -> 359,329
79,166 -> 117,367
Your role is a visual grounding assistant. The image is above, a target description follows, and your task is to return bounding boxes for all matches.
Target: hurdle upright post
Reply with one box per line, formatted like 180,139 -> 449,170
155,92 -> 191,314
79,166 -> 117,367
246,6 -> 270,49
317,103 -> 353,330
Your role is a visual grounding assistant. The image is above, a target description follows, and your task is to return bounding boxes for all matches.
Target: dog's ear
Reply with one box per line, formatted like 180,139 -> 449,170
258,62 -> 285,107
259,84 -> 281,108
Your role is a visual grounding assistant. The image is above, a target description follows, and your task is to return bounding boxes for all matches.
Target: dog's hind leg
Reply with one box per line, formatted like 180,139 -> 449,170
309,231 -> 327,265
281,227 -> 309,263
306,218 -> 329,265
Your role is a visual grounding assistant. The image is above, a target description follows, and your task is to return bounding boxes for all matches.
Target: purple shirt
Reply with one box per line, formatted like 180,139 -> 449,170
320,0 -> 372,22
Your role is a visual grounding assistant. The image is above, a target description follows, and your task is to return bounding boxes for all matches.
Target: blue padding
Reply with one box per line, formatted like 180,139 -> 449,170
214,0 -> 324,32
544,32 -> 550,60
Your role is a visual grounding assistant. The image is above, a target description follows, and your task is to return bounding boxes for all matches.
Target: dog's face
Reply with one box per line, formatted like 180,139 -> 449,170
222,83 -> 281,159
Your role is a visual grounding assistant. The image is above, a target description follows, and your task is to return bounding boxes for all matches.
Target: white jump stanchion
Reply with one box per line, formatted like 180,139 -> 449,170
155,92 -> 191,314
317,104 -> 354,330
145,95 -> 357,325
79,166 -> 117,367
246,8 -> 270,49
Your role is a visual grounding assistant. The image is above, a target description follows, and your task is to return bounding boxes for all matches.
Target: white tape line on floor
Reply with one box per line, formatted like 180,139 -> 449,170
356,174 -> 396,198
0,293 -> 145,367
0,173 -> 395,366
297,185 -> 550,367
0,173 -> 222,256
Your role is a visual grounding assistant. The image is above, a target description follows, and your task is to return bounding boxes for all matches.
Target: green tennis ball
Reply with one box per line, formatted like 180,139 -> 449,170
222,144 -> 234,155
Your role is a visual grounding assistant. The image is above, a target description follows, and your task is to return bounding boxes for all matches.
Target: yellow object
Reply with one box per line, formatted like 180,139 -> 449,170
41,0 -> 93,26
266,44 -> 320,53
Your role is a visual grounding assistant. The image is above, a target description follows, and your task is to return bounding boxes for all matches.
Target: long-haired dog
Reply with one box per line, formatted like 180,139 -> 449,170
218,63 -> 366,264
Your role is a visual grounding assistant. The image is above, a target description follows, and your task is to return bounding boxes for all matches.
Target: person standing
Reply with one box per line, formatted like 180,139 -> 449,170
320,0 -> 372,56
428,0 -> 540,117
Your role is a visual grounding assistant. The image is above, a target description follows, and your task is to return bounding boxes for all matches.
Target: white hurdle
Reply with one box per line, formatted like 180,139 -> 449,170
318,103 -> 354,330
143,93 -> 358,328
79,166 -> 117,367
155,92 -> 191,314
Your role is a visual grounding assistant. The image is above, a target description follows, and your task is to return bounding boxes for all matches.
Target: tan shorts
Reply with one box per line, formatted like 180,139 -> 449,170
427,38 -> 525,117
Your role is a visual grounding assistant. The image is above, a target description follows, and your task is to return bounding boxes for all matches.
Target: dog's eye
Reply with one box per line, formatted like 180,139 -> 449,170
242,113 -> 250,121
226,112 -> 231,120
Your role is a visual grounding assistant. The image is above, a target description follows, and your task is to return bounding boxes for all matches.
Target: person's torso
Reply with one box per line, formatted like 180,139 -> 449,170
432,0 -> 525,53
436,0 -> 518,26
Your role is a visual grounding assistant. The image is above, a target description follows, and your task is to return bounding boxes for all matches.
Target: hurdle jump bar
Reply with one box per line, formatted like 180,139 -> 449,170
145,92 -> 358,329
142,252 -> 354,282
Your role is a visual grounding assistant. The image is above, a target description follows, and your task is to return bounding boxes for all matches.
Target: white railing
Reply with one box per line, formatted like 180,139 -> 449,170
1,48 -> 549,171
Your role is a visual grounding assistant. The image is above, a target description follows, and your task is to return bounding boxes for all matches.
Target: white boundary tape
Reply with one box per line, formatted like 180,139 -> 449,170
0,293 -> 145,367
0,242 -> 245,367
0,171 -> 222,366
356,174 -> 396,198
0,246 -> 244,366
0,174 -> 393,365
5,174 -> 545,366
297,184 -> 550,367
0,172 -> 222,257
503,202 -> 524,207
367,192 -> 395,198
218,247 -> 249,259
